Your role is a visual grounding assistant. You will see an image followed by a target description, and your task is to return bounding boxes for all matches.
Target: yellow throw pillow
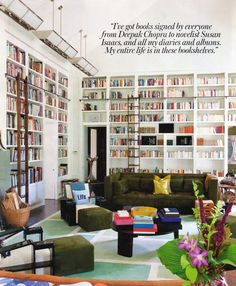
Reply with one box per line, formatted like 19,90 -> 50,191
154,175 -> 172,194
153,179 -> 169,195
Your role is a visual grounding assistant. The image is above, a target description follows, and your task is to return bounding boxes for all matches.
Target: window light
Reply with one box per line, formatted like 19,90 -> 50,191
0,0 -> 43,30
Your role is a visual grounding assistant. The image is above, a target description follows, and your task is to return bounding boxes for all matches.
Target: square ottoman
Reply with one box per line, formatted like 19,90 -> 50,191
51,235 -> 94,275
78,207 -> 113,232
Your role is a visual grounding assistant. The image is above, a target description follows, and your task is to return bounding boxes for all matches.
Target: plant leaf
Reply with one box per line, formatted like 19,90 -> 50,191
157,239 -> 187,280
181,254 -> 190,269
185,264 -> 198,283
218,243 -> 236,267
182,280 -> 191,286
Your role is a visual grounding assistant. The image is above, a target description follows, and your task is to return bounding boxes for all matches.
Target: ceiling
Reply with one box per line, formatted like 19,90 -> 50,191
23,0 -> 157,56
22,0 -> 236,74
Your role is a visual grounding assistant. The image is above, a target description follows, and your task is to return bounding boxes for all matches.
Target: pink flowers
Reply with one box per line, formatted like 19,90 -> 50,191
190,248 -> 208,270
179,234 -> 208,270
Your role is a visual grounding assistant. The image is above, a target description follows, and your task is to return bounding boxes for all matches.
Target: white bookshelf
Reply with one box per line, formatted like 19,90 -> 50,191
4,40 -> 70,203
81,72 -> 236,176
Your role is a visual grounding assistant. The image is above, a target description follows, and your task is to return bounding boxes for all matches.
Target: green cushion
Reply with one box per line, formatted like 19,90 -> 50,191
113,179 -> 128,195
127,177 -> 140,192
183,178 -> 205,196
51,236 -> 94,275
111,172 -> 121,181
170,177 -> 184,193
140,178 -> 154,194
78,207 -> 113,231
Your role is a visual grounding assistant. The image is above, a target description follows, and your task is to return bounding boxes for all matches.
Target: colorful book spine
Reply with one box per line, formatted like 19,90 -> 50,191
133,224 -> 157,234
133,223 -> 154,228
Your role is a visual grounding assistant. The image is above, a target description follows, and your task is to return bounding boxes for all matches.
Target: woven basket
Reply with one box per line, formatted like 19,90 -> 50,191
1,202 -> 30,227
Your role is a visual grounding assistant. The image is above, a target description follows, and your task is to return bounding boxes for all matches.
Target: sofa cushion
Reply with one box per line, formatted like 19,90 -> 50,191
111,172 -> 121,182
140,178 -> 154,194
183,178 -> 205,196
154,175 -> 172,193
170,176 -> 184,193
153,179 -> 169,195
127,177 -> 140,192
113,179 -> 128,195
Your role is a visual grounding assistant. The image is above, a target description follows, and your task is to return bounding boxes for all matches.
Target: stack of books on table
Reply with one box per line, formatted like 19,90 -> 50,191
114,210 -> 133,225
133,215 -> 157,234
158,208 -> 181,223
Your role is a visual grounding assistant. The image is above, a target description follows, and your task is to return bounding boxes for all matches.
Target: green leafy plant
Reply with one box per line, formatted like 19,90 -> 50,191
157,180 -> 236,286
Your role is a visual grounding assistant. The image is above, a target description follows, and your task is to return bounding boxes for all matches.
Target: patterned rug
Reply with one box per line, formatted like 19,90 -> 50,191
5,212 -> 198,281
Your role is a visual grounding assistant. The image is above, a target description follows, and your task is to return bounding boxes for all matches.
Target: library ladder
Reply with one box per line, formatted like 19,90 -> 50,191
127,96 -> 140,172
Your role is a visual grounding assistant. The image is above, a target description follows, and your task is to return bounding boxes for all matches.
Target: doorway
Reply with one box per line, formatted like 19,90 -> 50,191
88,127 -> 106,182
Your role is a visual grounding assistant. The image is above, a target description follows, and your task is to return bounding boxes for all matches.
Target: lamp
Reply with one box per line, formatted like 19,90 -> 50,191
32,30 -> 78,59
70,56 -> 98,76
32,1 -> 78,60
0,0 -> 43,30
70,30 -> 98,76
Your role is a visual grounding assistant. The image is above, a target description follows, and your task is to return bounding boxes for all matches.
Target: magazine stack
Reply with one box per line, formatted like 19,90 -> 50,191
133,215 -> 157,234
158,208 -> 181,223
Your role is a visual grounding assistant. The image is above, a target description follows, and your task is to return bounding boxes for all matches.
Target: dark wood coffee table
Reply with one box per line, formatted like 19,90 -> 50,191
112,217 -> 182,257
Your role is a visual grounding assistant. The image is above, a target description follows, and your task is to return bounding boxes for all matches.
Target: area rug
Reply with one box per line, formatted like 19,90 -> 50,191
5,212 -> 198,281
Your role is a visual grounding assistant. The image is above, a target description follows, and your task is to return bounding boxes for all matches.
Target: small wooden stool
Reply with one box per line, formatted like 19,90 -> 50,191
195,199 -> 214,217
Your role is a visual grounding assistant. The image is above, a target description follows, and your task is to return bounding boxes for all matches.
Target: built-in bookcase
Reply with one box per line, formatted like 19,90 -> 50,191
4,40 -> 70,204
81,72 -> 235,176
58,71 -> 69,177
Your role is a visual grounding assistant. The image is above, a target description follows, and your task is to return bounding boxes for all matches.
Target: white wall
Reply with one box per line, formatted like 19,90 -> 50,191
82,0 -> 236,75
23,0 -> 236,75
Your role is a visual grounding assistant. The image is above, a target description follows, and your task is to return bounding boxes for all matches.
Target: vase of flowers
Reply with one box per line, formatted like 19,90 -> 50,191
157,180 -> 236,286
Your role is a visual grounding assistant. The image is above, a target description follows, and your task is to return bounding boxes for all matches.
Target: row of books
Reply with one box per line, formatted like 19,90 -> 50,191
7,42 -> 25,65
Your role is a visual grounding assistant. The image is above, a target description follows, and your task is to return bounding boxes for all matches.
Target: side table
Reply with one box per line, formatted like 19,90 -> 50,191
32,240 -> 54,275
219,184 -> 236,203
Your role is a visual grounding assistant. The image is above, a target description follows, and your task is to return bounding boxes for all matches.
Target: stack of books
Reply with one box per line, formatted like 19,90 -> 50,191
158,208 -> 181,223
114,210 -> 133,225
133,215 -> 157,234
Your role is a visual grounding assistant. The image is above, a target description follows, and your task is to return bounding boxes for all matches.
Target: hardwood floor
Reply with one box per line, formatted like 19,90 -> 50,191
29,199 -> 60,225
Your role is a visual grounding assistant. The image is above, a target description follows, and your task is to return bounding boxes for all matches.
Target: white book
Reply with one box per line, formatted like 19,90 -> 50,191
117,210 -> 130,217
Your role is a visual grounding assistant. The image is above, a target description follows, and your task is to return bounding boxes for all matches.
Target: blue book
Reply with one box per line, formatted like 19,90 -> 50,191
133,223 -> 154,229
158,212 -> 181,223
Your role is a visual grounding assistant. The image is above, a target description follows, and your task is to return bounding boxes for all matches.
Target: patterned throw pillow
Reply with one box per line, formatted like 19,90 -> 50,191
71,183 -> 90,205
154,175 -> 172,194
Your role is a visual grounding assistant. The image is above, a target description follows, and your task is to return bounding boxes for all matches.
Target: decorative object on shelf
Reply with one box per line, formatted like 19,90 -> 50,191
157,181 -> 236,286
0,0 -> 43,30
86,156 -> 98,183
0,131 -> 6,150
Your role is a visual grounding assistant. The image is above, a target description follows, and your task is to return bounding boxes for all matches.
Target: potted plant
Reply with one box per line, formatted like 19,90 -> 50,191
157,181 -> 236,286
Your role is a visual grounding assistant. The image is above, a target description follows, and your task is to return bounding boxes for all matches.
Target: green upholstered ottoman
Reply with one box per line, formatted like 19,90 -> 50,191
78,207 -> 113,231
51,235 -> 94,275
226,215 -> 236,238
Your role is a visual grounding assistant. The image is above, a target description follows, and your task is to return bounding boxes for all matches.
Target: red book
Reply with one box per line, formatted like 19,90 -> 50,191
114,213 -> 133,225
133,224 -> 157,234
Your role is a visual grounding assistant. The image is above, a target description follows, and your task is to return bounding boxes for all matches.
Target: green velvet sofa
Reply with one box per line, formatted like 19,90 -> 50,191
104,173 -> 219,213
